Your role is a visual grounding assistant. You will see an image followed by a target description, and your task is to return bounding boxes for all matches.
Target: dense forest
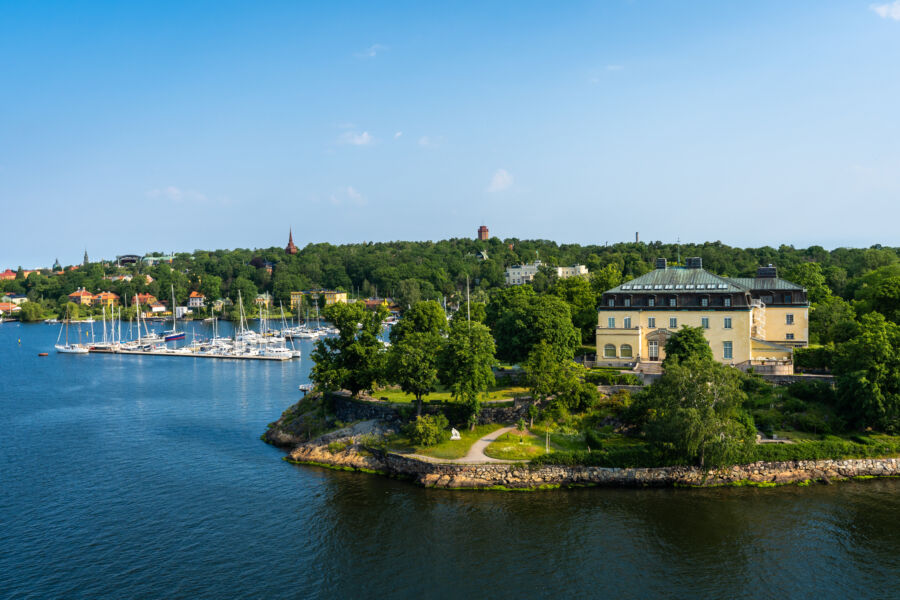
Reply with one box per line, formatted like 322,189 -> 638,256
3,238 -> 900,342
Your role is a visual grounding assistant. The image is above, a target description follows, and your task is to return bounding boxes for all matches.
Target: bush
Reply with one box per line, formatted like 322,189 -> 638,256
406,414 -> 450,446
794,346 -> 835,371
584,429 -> 605,450
787,380 -> 837,406
751,439 -> 900,462
530,445 -> 677,468
585,369 -> 642,386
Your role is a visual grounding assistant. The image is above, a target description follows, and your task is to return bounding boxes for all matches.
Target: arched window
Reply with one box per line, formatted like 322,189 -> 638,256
604,344 -> 617,358
620,344 -> 633,358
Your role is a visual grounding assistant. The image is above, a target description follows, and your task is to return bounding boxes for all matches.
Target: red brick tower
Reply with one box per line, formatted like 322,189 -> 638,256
285,229 -> 298,255
477,225 -> 489,241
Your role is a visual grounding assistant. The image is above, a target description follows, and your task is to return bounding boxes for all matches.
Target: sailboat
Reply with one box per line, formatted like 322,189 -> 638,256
55,305 -> 89,354
163,284 -> 185,342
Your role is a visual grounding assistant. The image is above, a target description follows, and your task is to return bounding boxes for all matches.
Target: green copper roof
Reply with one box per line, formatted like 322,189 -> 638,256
606,268 -> 805,294
608,267 -> 744,294
725,277 -> 805,291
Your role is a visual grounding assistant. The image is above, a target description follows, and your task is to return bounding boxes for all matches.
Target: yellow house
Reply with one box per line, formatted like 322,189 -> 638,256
596,258 -> 808,373
92,291 -> 120,308
290,290 -> 348,309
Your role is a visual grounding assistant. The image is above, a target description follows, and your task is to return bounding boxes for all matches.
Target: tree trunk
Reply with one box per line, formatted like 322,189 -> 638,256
416,396 -> 422,417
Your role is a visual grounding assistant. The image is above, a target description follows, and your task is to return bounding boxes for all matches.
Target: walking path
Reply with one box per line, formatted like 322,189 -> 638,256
407,426 -> 524,464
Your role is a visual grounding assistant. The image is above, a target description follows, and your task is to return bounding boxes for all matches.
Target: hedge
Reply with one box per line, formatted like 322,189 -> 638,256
794,346 -> 835,371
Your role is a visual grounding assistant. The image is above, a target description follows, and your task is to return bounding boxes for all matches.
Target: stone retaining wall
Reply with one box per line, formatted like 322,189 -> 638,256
332,393 -> 530,425
287,440 -> 900,490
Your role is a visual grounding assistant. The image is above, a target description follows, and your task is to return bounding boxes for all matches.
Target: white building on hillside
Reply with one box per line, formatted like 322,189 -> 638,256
505,261 -> 589,285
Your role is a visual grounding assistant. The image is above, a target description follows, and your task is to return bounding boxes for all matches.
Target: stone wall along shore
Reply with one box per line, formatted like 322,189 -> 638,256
285,440 -> 900,490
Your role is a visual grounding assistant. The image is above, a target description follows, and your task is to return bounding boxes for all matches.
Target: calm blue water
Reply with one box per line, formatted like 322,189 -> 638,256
3,322 -> 900,599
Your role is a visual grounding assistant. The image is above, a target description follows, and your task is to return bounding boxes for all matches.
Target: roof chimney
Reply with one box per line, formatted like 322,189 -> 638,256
757,264 -> 777,278
655,258 -> 667,270
686,257 -> 703,269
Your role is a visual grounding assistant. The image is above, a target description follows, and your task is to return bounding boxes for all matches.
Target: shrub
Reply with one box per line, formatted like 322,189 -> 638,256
584,429 -> 605,450
585,369 -> 642,386
751,439 -> 900,462
530,446 -> 677,469
794,346 -> 835,371
406,414 -> 450,446
787,380 -> 836,406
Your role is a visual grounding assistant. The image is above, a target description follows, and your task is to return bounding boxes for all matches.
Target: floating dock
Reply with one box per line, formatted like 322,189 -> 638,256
88,347 -> 293,361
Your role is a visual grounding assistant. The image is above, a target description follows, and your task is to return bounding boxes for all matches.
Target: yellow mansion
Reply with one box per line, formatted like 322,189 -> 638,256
596,258 -> 808,373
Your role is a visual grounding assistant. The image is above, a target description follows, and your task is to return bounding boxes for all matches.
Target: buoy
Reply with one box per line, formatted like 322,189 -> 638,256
38,353 -> 48,357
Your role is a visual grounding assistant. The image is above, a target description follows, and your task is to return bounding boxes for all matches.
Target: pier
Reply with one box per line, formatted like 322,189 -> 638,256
88,347 -> 293,361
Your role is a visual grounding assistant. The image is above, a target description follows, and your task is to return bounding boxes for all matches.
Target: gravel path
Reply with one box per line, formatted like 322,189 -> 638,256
407,425 -> 524,464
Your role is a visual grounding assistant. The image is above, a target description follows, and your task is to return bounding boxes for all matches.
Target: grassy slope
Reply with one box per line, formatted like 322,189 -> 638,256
373,384 -> 528,404
387,424 -> 505,460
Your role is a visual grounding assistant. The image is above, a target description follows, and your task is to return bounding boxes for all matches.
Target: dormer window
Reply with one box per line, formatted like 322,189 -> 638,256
624,298 -> 631,307
607,298 -> 615,307
724,297 -> 732,307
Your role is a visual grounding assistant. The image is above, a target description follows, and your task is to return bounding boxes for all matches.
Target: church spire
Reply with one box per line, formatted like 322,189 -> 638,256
83,248 -> 89,266
285,228 -> 298,255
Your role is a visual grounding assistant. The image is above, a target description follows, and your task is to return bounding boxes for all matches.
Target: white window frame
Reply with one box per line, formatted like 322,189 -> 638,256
669,317 -> 677,329
724,317 -> 732,329
723,341 -> 733,360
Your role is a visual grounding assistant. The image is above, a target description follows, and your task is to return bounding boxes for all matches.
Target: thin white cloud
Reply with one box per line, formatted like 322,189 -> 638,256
146,186 -> 208,202
871,1 -> 900,19
418,135 -> 443,147
487,169 -> 513,193
606,64 -> 624,71
329,186 -> 368,207
356,43 -> 387,58
338,131 -> 374,146
394,131 -> 403,139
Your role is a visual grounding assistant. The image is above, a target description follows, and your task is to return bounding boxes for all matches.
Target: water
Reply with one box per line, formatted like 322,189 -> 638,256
2,322 -> 900,599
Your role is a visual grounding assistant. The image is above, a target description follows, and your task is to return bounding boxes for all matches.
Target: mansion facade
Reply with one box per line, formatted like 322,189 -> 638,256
595,258 -> 808,373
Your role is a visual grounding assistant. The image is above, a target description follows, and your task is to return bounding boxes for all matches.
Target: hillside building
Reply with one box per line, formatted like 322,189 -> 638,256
478,225 -> 489,241
595,258 -> 808,373
504,261 -> 589,285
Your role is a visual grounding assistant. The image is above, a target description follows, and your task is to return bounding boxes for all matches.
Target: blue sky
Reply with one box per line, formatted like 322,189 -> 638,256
2,1 -> 900,267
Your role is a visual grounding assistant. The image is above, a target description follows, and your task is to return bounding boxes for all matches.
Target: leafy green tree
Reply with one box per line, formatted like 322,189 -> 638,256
834,313 -> 900,432
873,276 -> 900,322
633,357 -> 755,467
388,331 -> 444,415
810,295 -> 857,344
490,293 -> 579,364
550,276 -> 598,343
439,317 -> 496,428
389,300 -> 447,344
407,414 -> 449,446
310,302 -> 388,397
663,326 -> 713,365
784,262 -> 830,304
199,275 -> 222,303
590,263 -> 623,298
18,301 -> 44,322
229,276 -> 258,307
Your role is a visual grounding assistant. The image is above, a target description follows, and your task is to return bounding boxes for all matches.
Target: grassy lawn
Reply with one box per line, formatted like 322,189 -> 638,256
484,430 -> 548,460
386,424 -> 505,460
372,384 -> 528,404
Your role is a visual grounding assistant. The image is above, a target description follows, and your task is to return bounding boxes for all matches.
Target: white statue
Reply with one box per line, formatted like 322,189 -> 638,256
450,428 -> 461,440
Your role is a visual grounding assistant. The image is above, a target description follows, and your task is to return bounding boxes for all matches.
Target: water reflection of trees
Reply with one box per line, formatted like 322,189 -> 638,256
286,471 -> 900,598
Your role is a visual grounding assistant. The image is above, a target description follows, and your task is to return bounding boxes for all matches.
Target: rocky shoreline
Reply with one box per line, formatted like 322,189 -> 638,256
267,421 -> 900,490
263,393 -> 900,490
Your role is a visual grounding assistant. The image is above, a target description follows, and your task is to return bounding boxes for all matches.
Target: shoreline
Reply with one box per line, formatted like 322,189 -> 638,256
265,425 -> 900,491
